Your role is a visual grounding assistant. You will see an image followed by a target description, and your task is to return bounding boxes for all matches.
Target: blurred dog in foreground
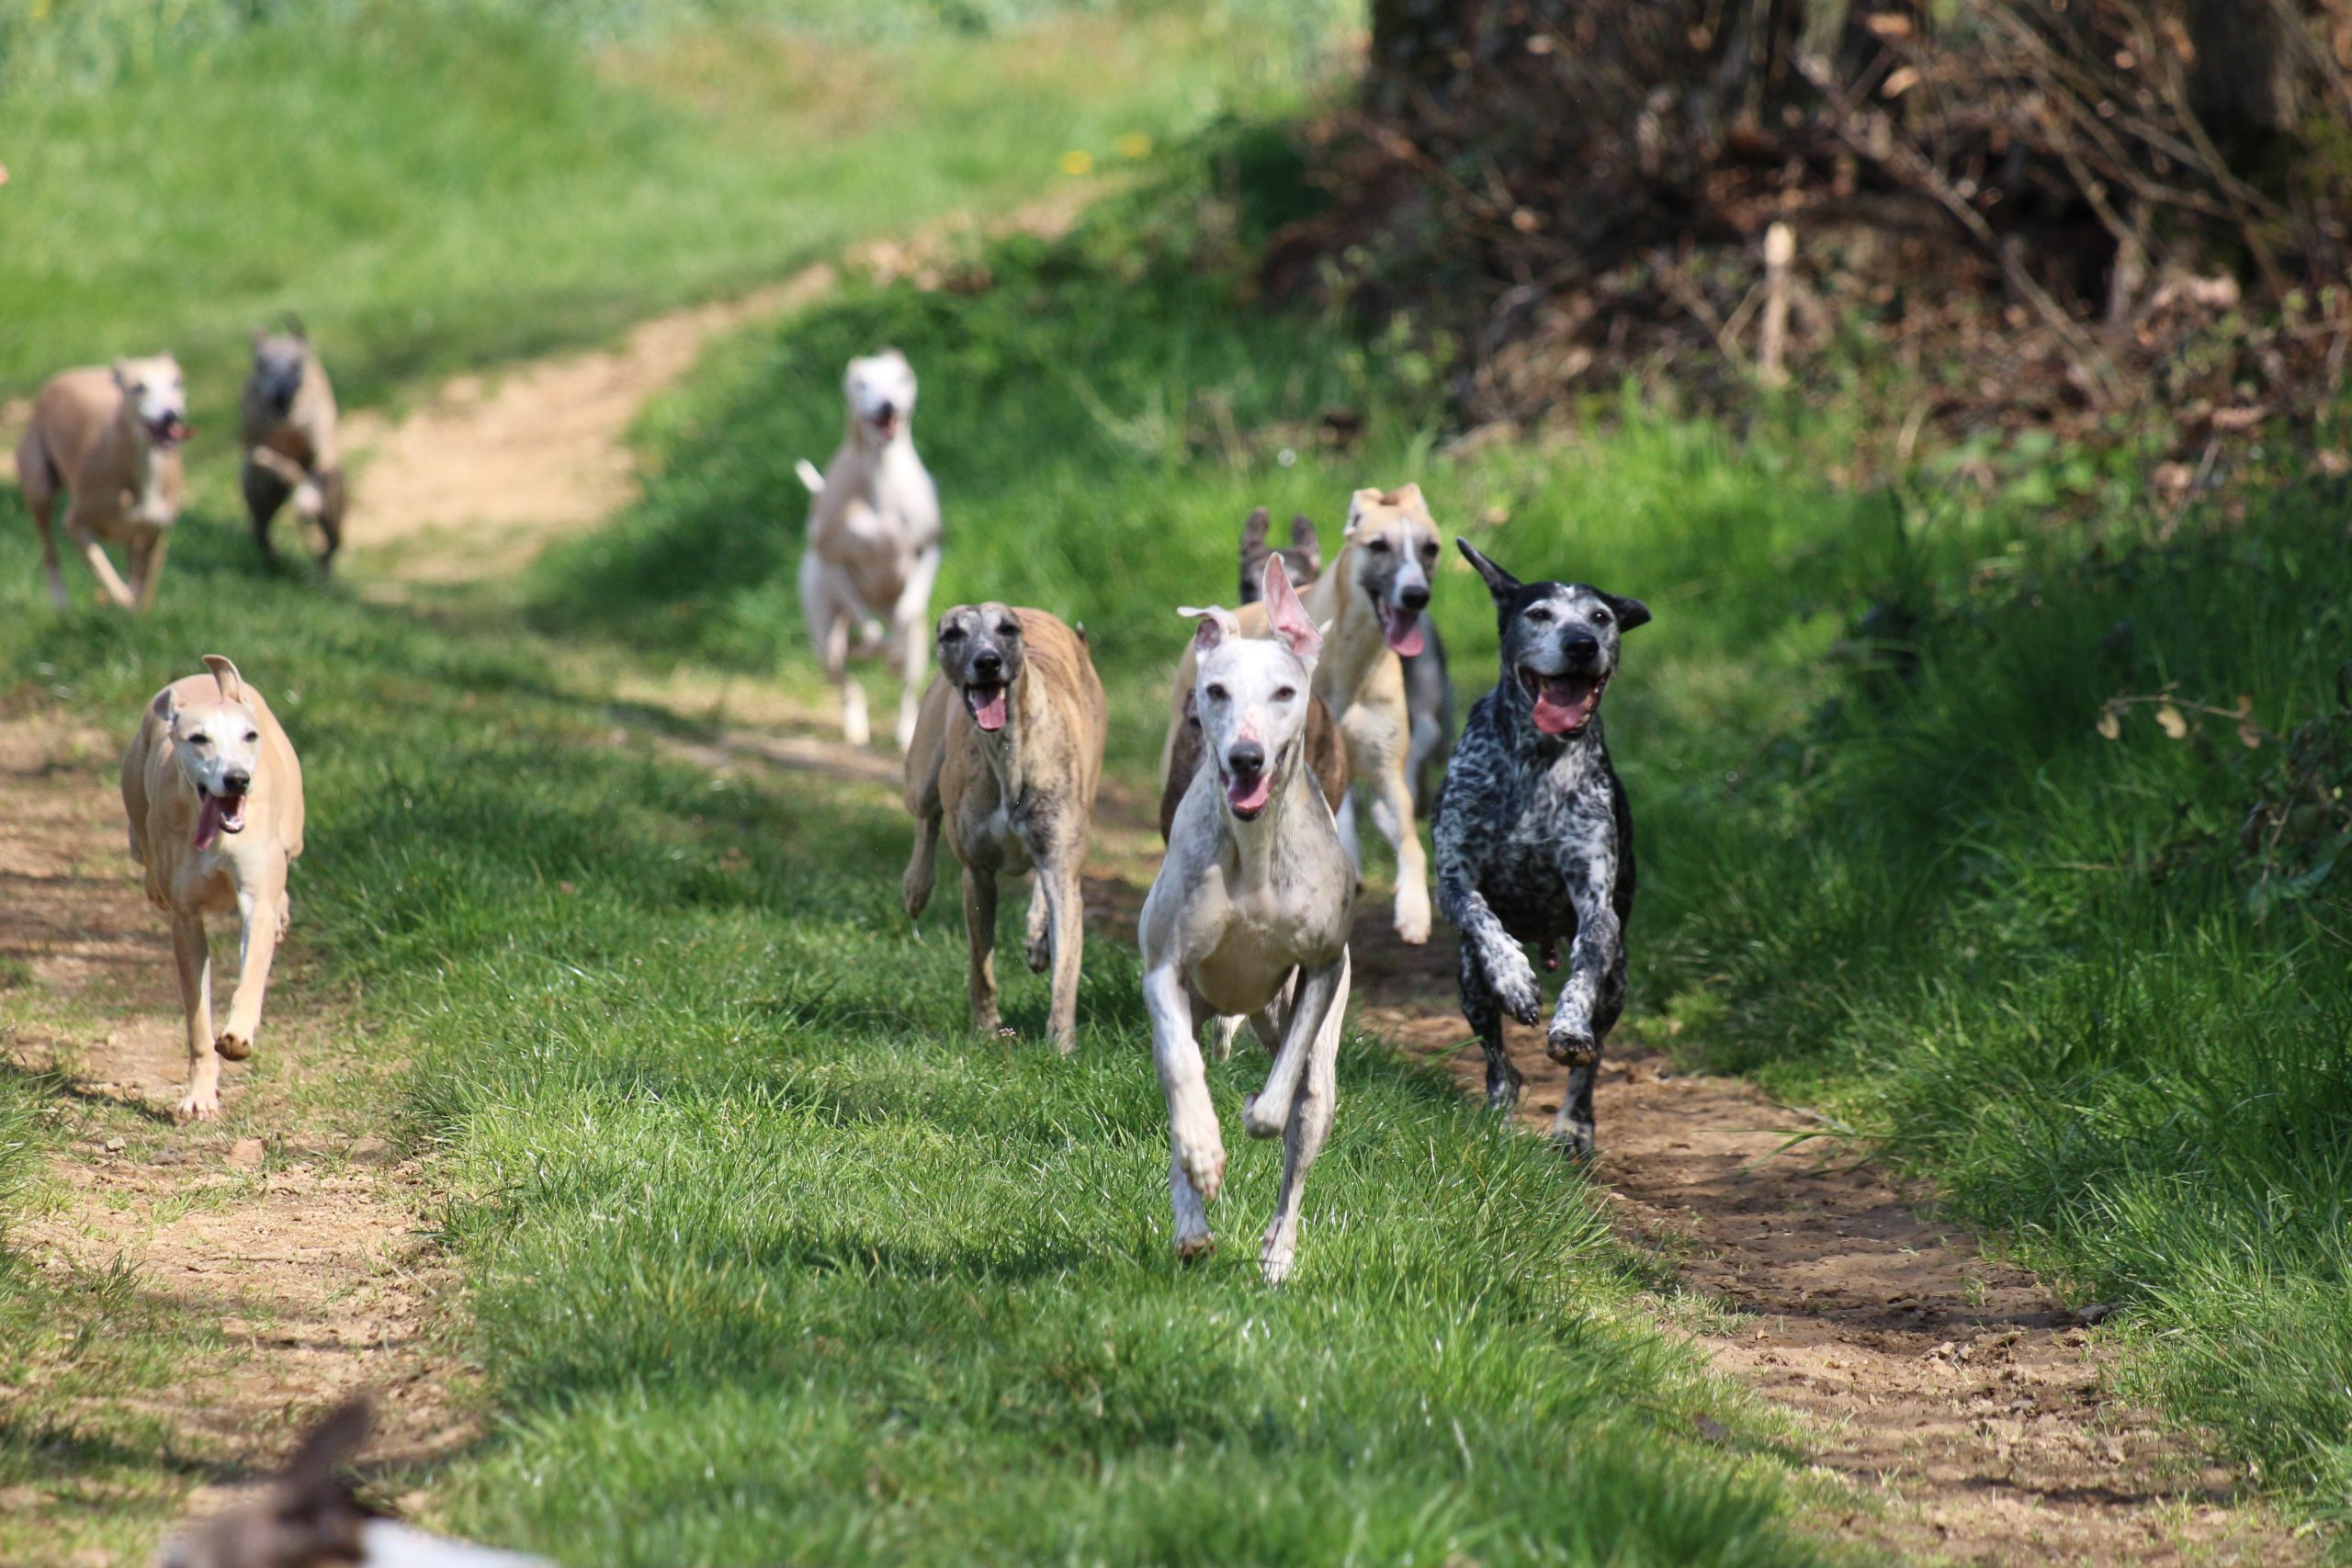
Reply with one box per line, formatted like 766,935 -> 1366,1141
242,323 -> 347,575
902,604 -> 1106,1053
153,1397 -> 552,1568
796,348 -> 942,750
122,657 -> 306,1122
1140,558 -> 1354,1284
15,354 -> 190,610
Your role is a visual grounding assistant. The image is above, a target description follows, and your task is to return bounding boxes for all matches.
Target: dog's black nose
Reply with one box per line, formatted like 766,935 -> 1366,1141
1227,740 -> 1265,776
1564,634 -> 1600,664
221,767 -> 252,795
1399,583 -> 1430,611
972,650 -> 1003,679
876,400 -> 897,423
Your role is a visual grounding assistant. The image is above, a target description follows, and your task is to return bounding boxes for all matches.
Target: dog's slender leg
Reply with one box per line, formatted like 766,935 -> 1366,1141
891,546 -> 941,754
902,810 -> 942,922
960,864 -> 1001,1034
216,881 -> 282,1063
1243,951 -> 1345,1140
1041,865 -> 1085,1055
1334,791 -> 1363,877
64,508 -> 136,609
1145,963 -> 1220,1257
27,484 -> 70,610
1457,940 -> 1521,1111
1366,762 -> 1431,944
171,912 -> 220,1122
1023,874 -> 1052,975
800,552 -> 868,747
1552,1056 -> 1600,1158
1261,949 -> 1347,1285
1547,861 -> 1620,1069
130,528 -> 168,613
1203,1015 -> 1242,1062
242,454 -> 290,567
314,467 -> 346,575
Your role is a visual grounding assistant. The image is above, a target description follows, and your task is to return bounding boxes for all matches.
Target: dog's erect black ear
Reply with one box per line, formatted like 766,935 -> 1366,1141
1240,506 -> 1270,552
1290,514 -> 1321,572
1602,592 -> 1652,632
280,1396 -> 370,1496
1457,538 -> 1521,604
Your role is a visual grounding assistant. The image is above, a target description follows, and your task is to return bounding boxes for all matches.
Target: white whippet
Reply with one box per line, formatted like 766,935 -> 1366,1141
1138,557 -> 1355,1284
795,349 -> 942,750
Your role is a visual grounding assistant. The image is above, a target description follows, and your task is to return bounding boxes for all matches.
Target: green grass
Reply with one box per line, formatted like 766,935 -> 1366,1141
0,0 -> 1339,432
0,500 -> 1832,1562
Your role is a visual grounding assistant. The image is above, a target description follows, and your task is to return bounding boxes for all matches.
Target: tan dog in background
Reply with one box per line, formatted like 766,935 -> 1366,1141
122,657 -> 306,1122
1161,485 -> 1444,943
902,604 -> 1105,1053
241,323 -> 347,574
15,355 -> 190,610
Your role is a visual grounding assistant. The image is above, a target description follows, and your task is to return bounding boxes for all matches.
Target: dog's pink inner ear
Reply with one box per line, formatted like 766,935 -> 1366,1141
1261,558 -> 1322,663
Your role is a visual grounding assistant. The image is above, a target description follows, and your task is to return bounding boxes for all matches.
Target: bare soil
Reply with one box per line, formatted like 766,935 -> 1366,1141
0,710 -> 475,1564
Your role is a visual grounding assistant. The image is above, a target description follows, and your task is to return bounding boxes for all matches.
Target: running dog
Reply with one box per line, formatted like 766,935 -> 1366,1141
1238,505 -> 1454,816
1433,540 -> 1649,1156
15,355 -> 190,610
1162,485 -> 1442,943
121,657 -> 305,1122
903,604 -> 1105,1052
241,323 -> 347,574
1140,558 -> 1354,1284
153,1396 -> 553,1568
796,349 -> 942,751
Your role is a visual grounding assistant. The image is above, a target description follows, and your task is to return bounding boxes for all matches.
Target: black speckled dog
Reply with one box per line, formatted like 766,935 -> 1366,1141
1433,540 -> 1650,1156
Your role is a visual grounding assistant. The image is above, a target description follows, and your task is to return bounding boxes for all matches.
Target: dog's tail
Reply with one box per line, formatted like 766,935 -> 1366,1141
795,458 -> 825,496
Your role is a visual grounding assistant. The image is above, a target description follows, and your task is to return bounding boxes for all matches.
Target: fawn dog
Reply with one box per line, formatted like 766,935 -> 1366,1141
241,324 -> 347,573
16,355 -> 190,610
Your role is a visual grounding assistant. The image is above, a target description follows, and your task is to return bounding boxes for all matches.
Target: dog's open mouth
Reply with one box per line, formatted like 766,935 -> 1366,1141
963,682 -> 1010,732
194,785 -> 247,851
866,412 -> 901,442
1520,667 -> 1607,736
148,413 -> 192,451
1222,761 -> 1274,819
1376,600 -> 1426,657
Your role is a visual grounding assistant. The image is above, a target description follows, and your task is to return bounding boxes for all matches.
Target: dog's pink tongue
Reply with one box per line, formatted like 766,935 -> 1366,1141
1227,770 -> 1273,815
1383,606 -> 1426,657
193,794 -> 224,852
1532,677 -> 1593,736
972,686 -> 1009,731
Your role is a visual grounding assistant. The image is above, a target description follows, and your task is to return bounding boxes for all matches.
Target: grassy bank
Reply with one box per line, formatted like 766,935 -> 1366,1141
0,0 -> 1339,431
537,132 -> 2352,1523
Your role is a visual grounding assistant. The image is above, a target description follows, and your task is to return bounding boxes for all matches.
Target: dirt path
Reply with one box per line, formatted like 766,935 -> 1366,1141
0,710 -> 473,1564
658,715 -> 2300,1565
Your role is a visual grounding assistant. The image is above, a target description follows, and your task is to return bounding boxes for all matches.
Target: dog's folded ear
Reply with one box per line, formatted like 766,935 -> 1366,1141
1178,604 -> 1241,653
201,656 -> 246,704
1262,556 -> 1323,667
1289,514 -> 1321,572
1602,592 -> 1653,632
1457,538 -> 1521,604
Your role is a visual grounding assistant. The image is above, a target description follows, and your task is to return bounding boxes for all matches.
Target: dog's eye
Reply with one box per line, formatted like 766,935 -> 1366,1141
1204,683 -> 1228,704
243,730 -> 259,742
1273,686 -> 1296,703
188,733 -> 209,746
1419,540 -> 1438,557
997,623 -> 1019,637
940,626 -> 966,641
1591,607 -> 1613,626
1525,607 -> 1551,623
1365,537 -> 1391,552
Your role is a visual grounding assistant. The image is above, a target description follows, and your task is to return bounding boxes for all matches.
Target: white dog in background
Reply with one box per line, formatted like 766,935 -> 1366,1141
796,349 -> 942,750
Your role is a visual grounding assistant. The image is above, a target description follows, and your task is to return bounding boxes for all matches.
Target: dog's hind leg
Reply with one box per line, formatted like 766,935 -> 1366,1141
799,552 -> 869,746
1458,940 -> 1521,1111
902,812 -> 942,922
1261,949 -> 1347,1285
1243,950 -> 1345,1141
171,912 -> 221,1122
18,433 -> 70,609
217,879 -> 284,1065
1040,865 -> 1085,1055
1144,963 -> 1221,1258
313,467 -> 346,575
960,864 -> 1001,1034
129,527 -> 169,613
64,504 -> 136,610
1367,762 -> 1431,944
891,546 -> 942,754
1023,874 -> 1052,974
1334,791 -> 1363,878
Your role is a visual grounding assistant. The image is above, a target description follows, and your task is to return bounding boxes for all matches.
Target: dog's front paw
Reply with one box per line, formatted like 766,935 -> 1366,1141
1174,1229 -> 1216,1263
1545,1022 -> 1598,1067
1550,1117 -> 1597,1162
175,1089 -> 221,1122
1240,1088 -> 1289,1142
1171,1115 -> 1227,1203
1024,931 -> 1051,975
1394,886 -> 1432,945
1260,1228 -> 1297,1287
214,1030 -> 254,1063
1486,944 -> 1542,1026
